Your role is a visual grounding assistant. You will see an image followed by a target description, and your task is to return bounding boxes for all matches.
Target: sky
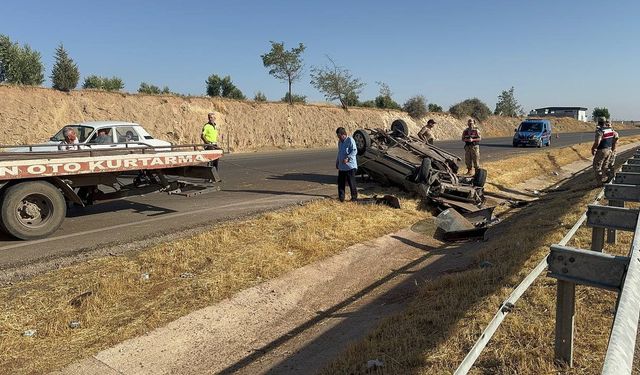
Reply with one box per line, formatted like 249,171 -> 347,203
2,0 -> 639,119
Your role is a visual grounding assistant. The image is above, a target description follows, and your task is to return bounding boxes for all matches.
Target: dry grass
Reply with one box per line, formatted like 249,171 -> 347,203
0,198 -> 429,374
322,140 -> 640,375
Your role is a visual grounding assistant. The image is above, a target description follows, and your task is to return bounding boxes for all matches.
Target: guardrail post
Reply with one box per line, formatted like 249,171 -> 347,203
592,227 -> 606,252
555,280 -> 575,366
607,200 -> 624,244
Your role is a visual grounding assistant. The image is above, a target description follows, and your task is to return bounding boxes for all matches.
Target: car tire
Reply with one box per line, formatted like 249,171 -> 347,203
416,157 -> 432,183
353,129 -> 371,156
391,119 -> 410,137
546,139 -> 551,147
512,142 -> 517,147
473,168 -> 487,187
1,181 -> 67,240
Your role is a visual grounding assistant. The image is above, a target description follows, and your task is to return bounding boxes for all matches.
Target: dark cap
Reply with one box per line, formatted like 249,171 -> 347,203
427,119 -> 436,125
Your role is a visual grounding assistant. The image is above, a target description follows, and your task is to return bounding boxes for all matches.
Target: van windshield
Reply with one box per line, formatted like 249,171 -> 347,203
519,123 -> 542,132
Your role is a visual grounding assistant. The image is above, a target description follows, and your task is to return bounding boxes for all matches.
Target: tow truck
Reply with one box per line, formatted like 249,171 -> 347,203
0,144 -> 222,240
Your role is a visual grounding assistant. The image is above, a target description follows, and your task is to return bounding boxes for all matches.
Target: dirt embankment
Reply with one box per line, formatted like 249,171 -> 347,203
0,85 -> 603,152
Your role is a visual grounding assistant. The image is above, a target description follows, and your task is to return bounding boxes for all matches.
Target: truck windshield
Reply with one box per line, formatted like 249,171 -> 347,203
519,123 -> 542,132
50,125 -> 95,143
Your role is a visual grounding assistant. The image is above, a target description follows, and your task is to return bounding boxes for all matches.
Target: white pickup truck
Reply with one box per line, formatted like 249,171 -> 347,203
0,124 -> 222,240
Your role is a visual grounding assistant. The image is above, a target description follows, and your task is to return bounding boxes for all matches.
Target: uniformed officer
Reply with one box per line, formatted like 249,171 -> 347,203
461,119 -> 481,175
591,117 -> 619,185
201,112 -> 222,182
418,119 -> 436,145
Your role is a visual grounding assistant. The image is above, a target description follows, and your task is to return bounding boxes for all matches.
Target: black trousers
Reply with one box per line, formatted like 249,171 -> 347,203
338,168 -> 358,201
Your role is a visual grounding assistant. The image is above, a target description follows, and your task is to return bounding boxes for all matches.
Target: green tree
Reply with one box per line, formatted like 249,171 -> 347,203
449,98 -> 492,121
403,95 -> 428,118
428,103 -> 443,112
0,34 -> 44,85
261,41 -> 305,104
281,92 -> 306,103
494,86 -> 523,117
344,91 -> 359,107
310,56 -> 365,110
103,76 -> 124,91
51,44 -> 80,91
138,82 -> 162,94
592,107 -> 610,120
206,74 -> 245,99
359,100 -> 375,108
253,91 -> 267,102
374,82 -> 401,110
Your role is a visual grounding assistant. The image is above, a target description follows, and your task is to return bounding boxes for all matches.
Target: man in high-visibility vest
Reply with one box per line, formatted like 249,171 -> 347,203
461,119 -> 481,175
201,112 -> 222,182
592,117 -> 619,185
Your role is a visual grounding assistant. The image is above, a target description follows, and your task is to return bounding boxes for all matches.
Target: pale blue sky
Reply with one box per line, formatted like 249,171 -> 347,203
3,0 -> 639,119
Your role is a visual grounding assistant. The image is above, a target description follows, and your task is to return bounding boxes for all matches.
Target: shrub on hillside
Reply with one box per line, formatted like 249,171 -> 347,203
428,103 -> 443,112
449,98 -> 492,121
82,75 -> 124,91
403,95 -> 428,119
206,74 -> 246,100
359,100 -> 376,108
254,91 -> 267,102
138,82 -> 163,95
281,92 -> 306,103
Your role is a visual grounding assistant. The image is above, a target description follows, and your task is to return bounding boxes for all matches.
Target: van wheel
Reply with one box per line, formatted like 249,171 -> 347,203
391,119 -> 410,137
353,129 -> 371,156
1,181 -> 66,240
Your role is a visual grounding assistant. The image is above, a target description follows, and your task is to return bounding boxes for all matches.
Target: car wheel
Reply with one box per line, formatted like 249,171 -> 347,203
352,129 -> 371,156
546,139 -> 551,147
391,119 -> 410,137
512,142 -> 517,147
473,168 -> 487,187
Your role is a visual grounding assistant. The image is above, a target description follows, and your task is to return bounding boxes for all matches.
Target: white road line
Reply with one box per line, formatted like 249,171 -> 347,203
0,187 -> 330,252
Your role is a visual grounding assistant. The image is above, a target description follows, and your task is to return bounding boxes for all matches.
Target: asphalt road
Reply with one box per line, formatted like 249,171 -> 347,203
1,129 -> 639,270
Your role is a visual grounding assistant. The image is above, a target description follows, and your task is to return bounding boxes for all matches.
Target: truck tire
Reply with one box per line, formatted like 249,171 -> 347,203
391,119 -> 410,137
473,168 -> 487,187
416,157 -> 432,183
1,181 -> 67,240
353,129 -> 371,155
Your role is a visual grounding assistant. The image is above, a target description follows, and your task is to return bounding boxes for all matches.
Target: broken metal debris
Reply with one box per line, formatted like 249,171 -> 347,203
68,321 -> 81,329
22,329 -> 37,337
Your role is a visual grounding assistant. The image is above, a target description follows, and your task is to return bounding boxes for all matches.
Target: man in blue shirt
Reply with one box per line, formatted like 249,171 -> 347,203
335,127 -> 358,202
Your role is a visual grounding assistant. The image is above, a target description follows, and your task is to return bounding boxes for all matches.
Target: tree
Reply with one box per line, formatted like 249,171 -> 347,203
359,100 -> 376,108
206,74 -> 245,99
374,82 -> 401,110
449,98 -> 492,121
138,82 -> 162,94
254,91 -> 267,102
403,95 -> 428,118
83,75 -> 124,91
281,92 -> 306,103
494,86 -> 523,117
0,34 -> 44,85
592,107 -> 610,120
51,44 -> 79,91
310,56 -> 365,110
428,103 -> 443,112
261,41 -> 305,104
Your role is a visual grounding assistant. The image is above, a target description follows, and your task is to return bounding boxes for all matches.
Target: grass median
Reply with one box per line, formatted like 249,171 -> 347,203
1,137 -> 638,374
323,138 -> 640,374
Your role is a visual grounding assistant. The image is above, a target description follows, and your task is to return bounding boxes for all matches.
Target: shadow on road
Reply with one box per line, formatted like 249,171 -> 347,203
266,172 -> 337,185
222,189 -> 332,199
66,200 -> 178,218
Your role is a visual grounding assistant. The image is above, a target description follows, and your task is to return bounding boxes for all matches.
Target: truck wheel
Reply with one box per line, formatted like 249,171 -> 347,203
391,119 -> 410,137
353,129 -> 371,155
1,181 -> 67,240
473,168 -> 487,187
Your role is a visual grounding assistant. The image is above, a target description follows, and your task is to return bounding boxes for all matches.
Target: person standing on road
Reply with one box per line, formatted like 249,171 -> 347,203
201,112 -> 222,182
592,117 -> 619,185
335,127 -> 358,202
418,119 -> 436,145
461,119 -> 481,175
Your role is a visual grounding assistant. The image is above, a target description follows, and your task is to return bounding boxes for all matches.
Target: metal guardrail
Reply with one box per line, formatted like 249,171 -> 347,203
455,147 -> 640,374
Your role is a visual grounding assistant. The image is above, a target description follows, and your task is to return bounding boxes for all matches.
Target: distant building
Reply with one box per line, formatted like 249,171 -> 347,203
530,107 -> 588,122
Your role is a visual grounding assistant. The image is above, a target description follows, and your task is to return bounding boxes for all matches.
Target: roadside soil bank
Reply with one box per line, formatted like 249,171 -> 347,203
3,138 -> 637,374
0,85 -> 616,152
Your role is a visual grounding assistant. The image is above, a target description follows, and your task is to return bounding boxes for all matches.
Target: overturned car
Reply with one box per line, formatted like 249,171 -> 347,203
353,120 -> 488,214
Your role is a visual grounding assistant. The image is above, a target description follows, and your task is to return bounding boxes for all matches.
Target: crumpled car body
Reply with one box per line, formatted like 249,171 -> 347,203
353,120 -> 488,213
